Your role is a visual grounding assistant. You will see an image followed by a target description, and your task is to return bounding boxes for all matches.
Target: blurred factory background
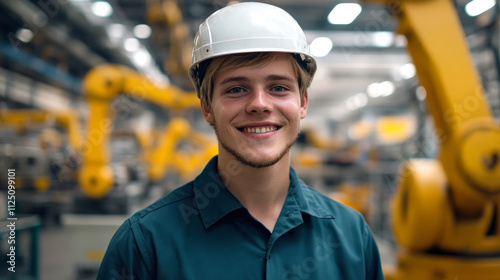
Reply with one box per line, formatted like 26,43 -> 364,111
0,0 -> 499,279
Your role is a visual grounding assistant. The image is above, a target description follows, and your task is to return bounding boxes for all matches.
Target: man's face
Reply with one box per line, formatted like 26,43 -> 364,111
201,53 -> 308,168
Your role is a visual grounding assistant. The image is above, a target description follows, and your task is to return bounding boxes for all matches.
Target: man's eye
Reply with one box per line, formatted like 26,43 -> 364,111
271,86 -> 286,92
227,87 -> 244,94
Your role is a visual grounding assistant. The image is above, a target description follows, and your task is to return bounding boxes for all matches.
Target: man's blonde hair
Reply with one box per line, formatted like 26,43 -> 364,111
199,52 -> 312,107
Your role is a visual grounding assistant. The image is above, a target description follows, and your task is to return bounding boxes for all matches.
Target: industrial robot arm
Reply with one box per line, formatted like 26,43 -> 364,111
80,64 -> 200,199
363,0 -> 500,278
0,109 -> 83,151
146,117 -> 217,182
395,0 -> 500,216
380,0 -> 500,252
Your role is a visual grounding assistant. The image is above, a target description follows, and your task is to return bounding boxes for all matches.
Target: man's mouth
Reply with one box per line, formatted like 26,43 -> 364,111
238,126 -> 280,133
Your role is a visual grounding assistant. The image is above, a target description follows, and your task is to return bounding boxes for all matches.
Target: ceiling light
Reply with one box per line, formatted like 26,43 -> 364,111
465,0 -> 496,16
134,24 -> 152,39
367,83 -> 381,98
379,81 -> 395,97
367,81 -> 395,98
16,28 -> 34,43
372,32 -> 394,48
328,3 -> 362,25
131,49 -> 152,67
310,37 -> 333,57
124,38 -> 140,52
399,63 -> 416,79
92,1 -> 113,17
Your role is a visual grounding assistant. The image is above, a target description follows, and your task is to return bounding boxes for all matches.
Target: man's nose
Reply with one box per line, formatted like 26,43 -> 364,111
246,88 -> 273,114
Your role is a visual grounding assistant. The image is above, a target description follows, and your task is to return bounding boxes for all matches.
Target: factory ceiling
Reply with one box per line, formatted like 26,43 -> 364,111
0,0 -> 497,122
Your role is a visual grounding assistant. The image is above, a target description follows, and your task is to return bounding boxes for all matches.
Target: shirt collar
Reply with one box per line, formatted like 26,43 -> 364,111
193,156 -> 334,229
193,156 -> 244,229
288,167 -> 335,219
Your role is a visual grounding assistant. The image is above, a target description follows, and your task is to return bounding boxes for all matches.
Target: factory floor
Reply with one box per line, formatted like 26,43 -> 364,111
40,225 -> 91,280
39,223 -> 395,280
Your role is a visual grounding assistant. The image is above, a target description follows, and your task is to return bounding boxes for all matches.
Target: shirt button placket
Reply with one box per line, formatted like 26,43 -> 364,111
265,249 -> 272,280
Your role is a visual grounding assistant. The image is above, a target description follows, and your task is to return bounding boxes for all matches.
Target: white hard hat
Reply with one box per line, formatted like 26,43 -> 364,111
189,2 -> 317,97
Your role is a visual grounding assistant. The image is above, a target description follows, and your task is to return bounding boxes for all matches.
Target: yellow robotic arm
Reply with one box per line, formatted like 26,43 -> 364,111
146,117 -> 217,182
362,0 -> 500,278
80,64 -> 200,199
395,0 -> 500,216
0,109 -> 83,150
147,118 -> 190,182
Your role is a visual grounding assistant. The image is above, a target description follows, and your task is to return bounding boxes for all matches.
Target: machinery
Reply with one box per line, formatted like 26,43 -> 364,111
365,0 -> 500,278
80,64 -> 217,202
146,0 -> 193,77
146,117 -> 218,183
0,66 -> 216,216
0,110 -> 84,220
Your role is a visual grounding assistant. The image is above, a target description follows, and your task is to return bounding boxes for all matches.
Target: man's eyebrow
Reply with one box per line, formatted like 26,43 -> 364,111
219,76 -> 251,85
219,75 -> 296,85
265,74 -> 296,83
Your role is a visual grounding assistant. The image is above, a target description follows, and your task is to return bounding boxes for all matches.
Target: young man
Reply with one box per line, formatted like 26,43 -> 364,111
97,2 -> 385,279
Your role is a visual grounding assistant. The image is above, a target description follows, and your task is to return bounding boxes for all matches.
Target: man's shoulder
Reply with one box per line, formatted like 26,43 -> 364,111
129,181 -> 195,225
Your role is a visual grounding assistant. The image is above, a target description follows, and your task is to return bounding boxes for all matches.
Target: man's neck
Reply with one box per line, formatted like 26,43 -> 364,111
217,153 -> 291,232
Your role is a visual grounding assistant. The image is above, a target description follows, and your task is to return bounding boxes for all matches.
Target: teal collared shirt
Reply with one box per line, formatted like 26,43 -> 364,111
97,156 -> 385,280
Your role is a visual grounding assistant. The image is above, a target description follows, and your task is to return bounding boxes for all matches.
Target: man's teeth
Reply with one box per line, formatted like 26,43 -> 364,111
242,126 -> 277,133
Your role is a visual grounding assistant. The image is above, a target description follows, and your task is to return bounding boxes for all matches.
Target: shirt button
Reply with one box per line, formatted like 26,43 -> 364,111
267,254 -> 271,260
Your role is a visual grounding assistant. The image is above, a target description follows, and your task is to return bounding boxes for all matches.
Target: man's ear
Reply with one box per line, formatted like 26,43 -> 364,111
201,100 -> 214,124
300,90 -> 309,119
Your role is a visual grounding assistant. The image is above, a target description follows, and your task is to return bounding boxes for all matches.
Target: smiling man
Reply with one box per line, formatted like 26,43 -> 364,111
97,2 -> 385,280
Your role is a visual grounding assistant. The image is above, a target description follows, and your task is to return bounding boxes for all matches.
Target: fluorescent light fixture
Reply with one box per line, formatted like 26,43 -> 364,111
328,3 -> 362,25
16,28 -> 34,43
124,38 -> 140,52
92,1 -> 113,17
131,49 -> 152,67
379,81 -> 395,97
133,24 -> 152,39
372,32 -> 394,48
367,81 -> 395,98
310,37 -> 333,57
465,0 -> 496,16
367,82 -> 381,98
399,63 -> 416,79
